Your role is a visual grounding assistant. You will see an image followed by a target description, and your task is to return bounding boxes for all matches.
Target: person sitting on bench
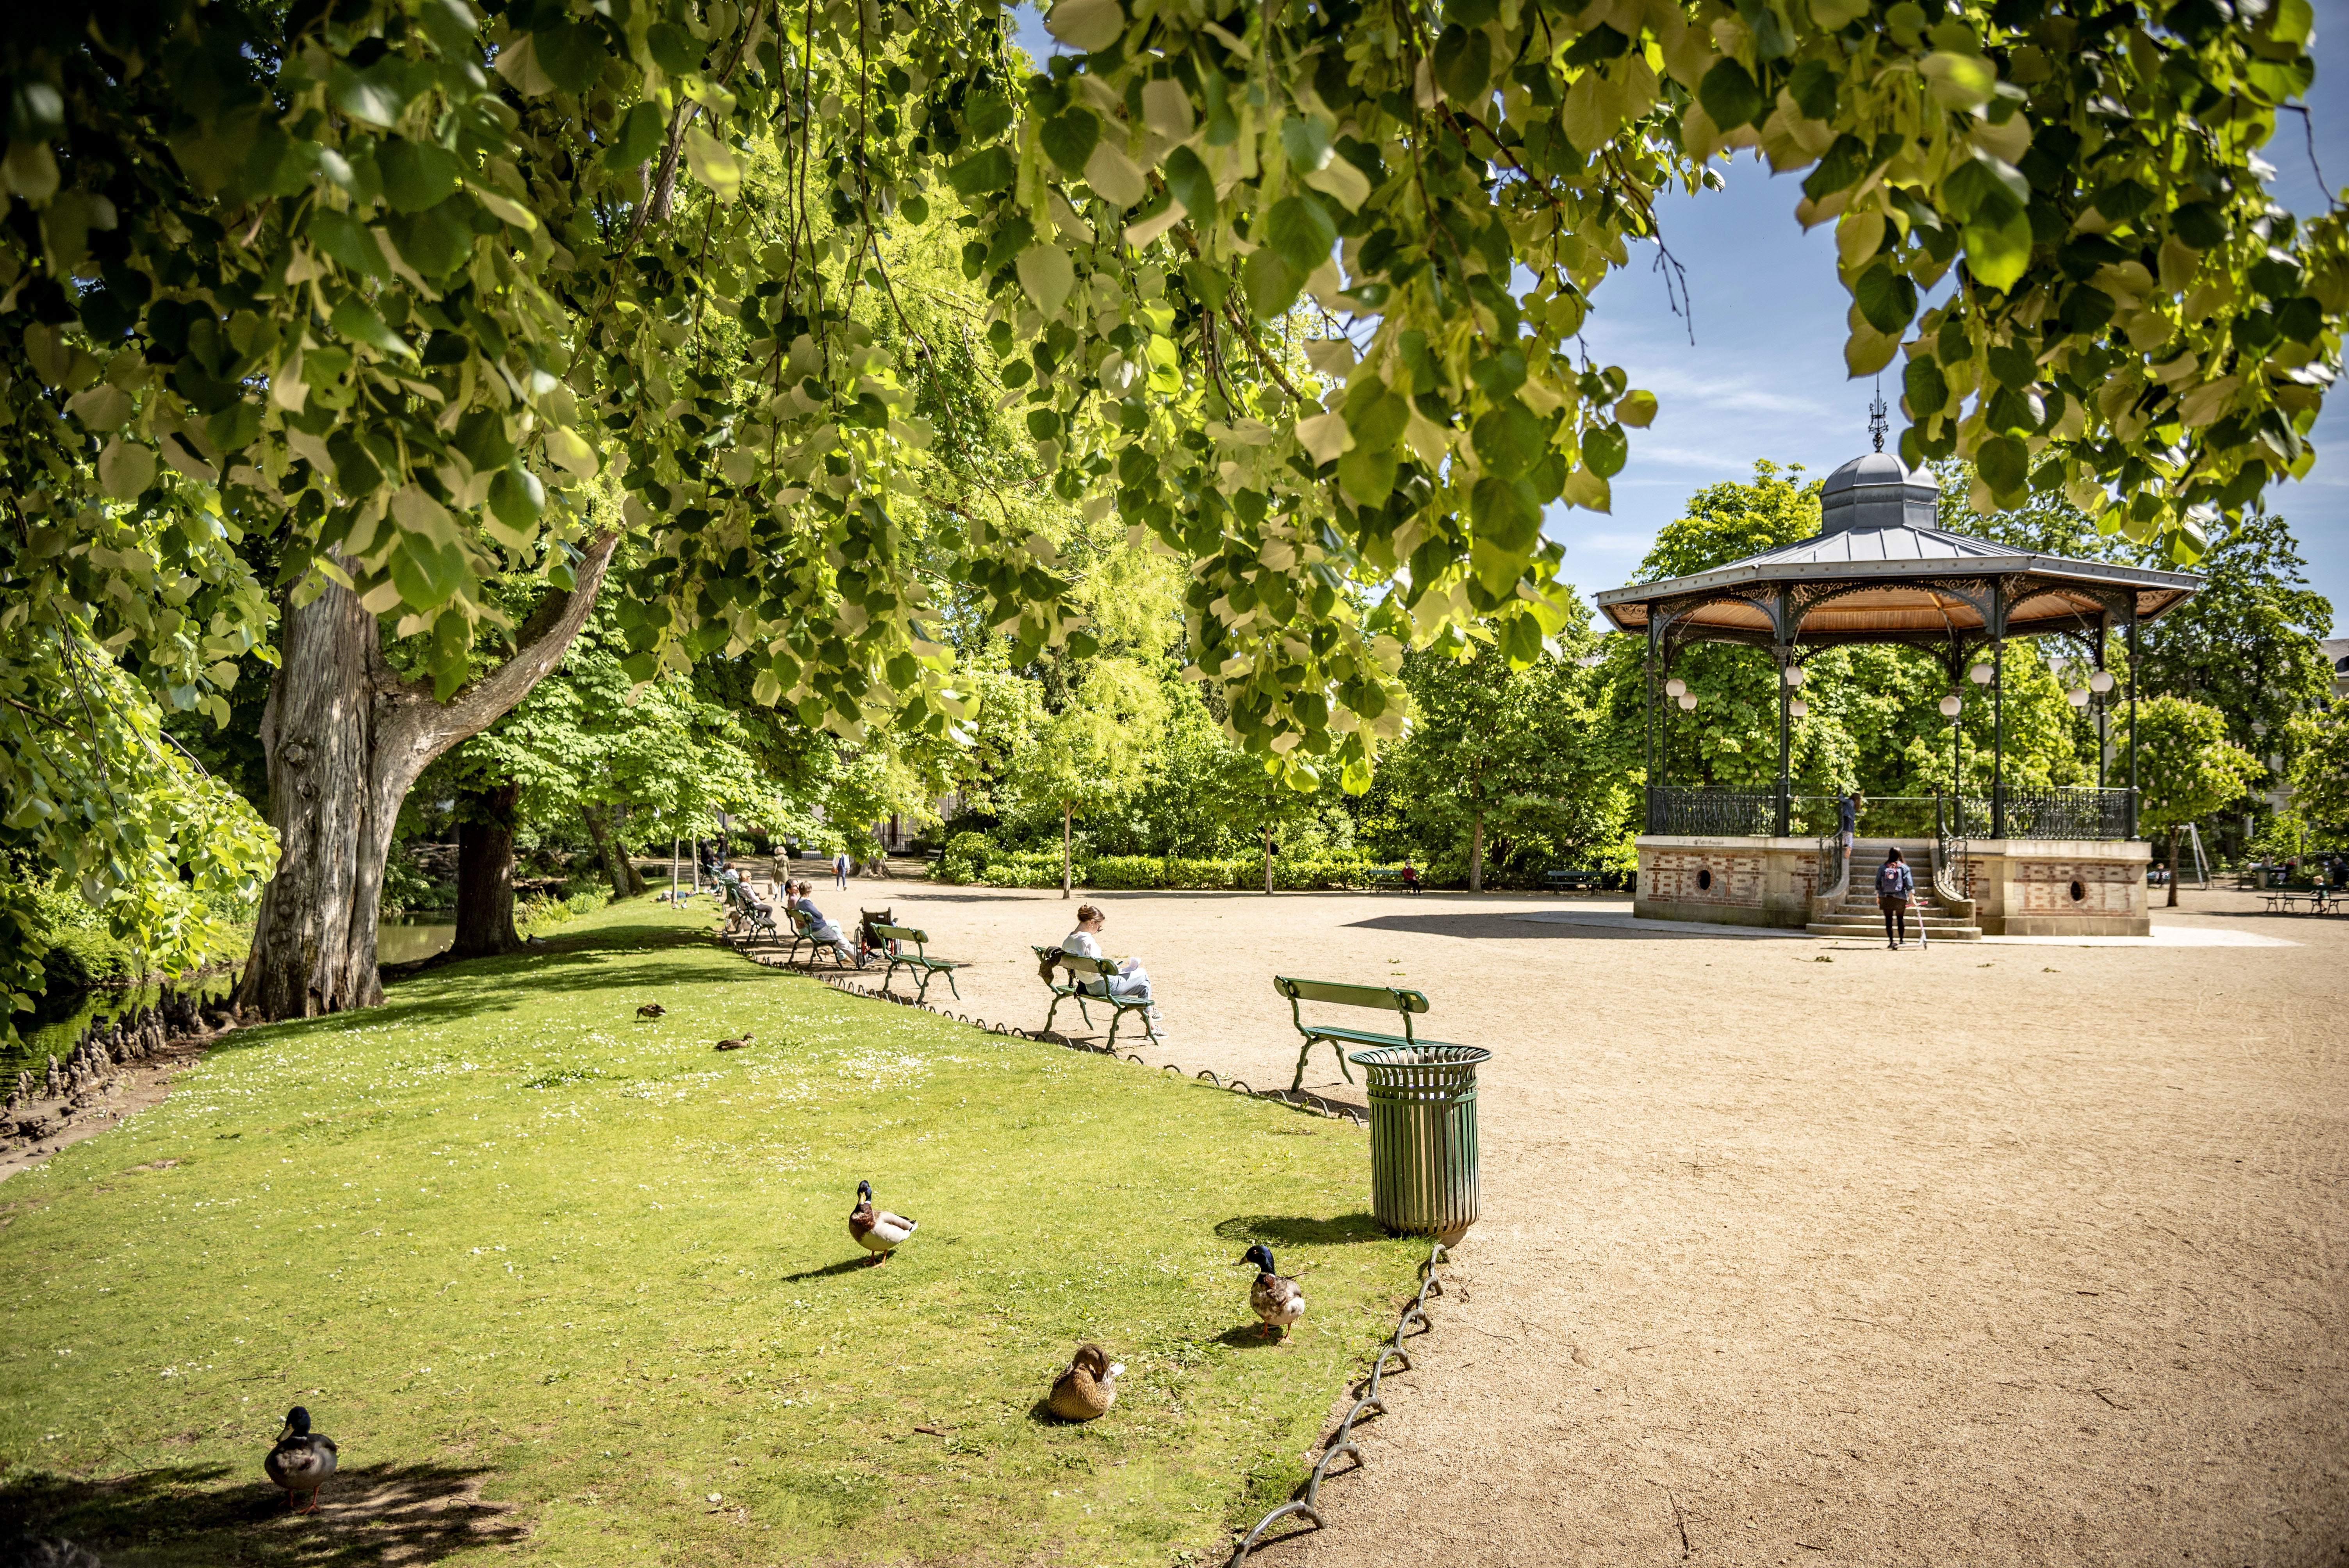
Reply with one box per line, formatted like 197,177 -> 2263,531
1051,904 -> 1164,1033
791,881 -> 867,968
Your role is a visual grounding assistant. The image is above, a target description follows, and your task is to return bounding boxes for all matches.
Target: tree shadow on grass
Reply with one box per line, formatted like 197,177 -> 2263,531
2,1460 -> 525,1566
1212,1213 -> 1386,1248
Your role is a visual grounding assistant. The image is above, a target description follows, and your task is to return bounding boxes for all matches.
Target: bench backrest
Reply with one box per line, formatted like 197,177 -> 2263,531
787,907 -> 815,935
873,923 -> 928,951
1032,943 -> 1116,979
1274,976 -> 1428,1042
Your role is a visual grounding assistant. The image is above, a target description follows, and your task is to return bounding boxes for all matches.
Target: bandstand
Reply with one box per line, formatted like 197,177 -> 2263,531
1593,449 -> 2201,939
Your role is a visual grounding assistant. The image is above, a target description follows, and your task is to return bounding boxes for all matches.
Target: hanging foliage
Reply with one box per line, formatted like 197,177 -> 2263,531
2,0 -> 2339,854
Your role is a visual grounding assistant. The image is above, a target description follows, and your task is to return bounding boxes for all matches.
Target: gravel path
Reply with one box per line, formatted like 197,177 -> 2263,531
812,878 -> 2348,1566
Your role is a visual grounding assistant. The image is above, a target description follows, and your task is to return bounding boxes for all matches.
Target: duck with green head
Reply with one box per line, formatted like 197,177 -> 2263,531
848,1180 -> 916,1265
1239,1244 -> 1305,1340
263,1406 -> 337,1513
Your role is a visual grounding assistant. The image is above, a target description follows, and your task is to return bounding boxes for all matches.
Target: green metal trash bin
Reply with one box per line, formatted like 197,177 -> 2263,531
1347,1044 -> 1490,1236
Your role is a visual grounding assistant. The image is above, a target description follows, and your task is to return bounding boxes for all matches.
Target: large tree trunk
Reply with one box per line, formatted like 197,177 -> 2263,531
582,804 -> 633,898
237,535 -> 619,1019
1263,825 -> 1273,895
2167,824 -> 2181,908
612,805 -> 649,894
1062,802 -> 1073,899
452,779 -> 523,958
1469,811 -> 1485,893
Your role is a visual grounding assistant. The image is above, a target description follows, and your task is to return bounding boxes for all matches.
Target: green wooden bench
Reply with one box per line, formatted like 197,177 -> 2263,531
1364,866 -> 1423,894
783,907 -> 859,969
721,878 -> 778,939
1544,868 -> 1603,892
1273,976 -> 1458,1092
873,924 -> 962,1003
1033,945 -> 1161,1050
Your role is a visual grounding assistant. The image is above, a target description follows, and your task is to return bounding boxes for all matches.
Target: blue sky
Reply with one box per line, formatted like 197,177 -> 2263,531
1008,6 -> 2348,634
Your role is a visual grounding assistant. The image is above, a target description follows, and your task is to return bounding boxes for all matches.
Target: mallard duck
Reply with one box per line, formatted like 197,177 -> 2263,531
1046,1343 -> 1125,1421
847,1179 -> 915,1265
715,1032 -> 754,1051
636,1002 -> 667,1019
1240,1244 -> 1305,1340
264,1406 -> 337,1513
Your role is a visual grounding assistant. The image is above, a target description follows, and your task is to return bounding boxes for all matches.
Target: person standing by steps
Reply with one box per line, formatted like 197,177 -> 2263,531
833,847 -> 850,891
1839,790 -> 1864,853
1876,847 -> 1916,949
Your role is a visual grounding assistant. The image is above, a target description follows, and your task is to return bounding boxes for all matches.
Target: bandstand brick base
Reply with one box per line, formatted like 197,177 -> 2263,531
1635,835 -> 2153,937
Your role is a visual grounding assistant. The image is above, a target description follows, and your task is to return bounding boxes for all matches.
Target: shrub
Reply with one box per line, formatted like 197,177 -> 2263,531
938,831 -> 999,885
978,851 -> 1071,889
517,887 -> 610,935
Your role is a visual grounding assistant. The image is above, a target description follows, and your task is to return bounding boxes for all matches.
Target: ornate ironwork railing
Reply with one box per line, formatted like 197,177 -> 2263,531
2000,786 -> 2136,841
1644,786 -> 1775,837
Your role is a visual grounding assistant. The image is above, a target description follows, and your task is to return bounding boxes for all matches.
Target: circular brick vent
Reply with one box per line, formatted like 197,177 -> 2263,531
1696,868 -> 1714,891
2069,879 -> 2086,902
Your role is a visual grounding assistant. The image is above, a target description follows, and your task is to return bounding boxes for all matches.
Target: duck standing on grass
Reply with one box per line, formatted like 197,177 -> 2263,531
1047,1344 -> 1125,1420
264,1406 -> 337,1513
848,1180 -> 916,1265
635,1002 -> 667,1019
1239,1244 -> 1305,1340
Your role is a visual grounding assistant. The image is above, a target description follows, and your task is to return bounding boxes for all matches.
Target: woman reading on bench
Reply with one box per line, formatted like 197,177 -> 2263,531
1052,904 -> 1164,1034
791,882 -> 868,968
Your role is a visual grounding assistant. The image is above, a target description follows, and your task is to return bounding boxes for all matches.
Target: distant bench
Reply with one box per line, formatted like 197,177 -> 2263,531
1544,868 -> 1604,892
1273,975 -> 1457,1093
1364,866 -> 1422,894
873,924 -> 963,1003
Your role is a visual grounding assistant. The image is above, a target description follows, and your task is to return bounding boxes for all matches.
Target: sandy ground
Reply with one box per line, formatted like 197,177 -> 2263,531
804,878 -> 2349,1567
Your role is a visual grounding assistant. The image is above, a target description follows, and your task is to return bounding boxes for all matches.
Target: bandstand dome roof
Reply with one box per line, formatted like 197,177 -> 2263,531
1594,451 -> 2200,649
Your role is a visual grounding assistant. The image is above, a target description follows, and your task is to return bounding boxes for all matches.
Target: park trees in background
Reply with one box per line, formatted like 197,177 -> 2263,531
2122,697 -> 2267,906
3,0 -> 2340,1028
2288,711 -> 2349,843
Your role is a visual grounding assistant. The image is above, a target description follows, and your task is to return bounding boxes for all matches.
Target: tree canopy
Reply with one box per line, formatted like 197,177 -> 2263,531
2,0 -> 2343,1017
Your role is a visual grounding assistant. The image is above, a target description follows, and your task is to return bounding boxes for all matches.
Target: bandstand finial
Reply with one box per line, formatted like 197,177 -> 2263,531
1868,377 -> 1888,453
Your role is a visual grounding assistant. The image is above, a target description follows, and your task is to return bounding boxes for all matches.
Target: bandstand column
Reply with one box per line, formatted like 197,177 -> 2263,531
1991,636 -> 2006,840
2127,612 -> 2140,839
1774,643 -> 1792,838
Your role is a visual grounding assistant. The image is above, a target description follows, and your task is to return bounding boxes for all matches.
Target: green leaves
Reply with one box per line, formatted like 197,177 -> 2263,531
376,141 -> 459,212
1432,25 -> 1493,102
533,22 -> 610,96
605,101 -> 666,171
1469,399 -> 1544,480
946,148 -> 1016,198
1581,423 -> 1627,480
1698,59 -> 1766,130
1161,145 -> 1217,225
328,297 -> 412,361
1470,474 -> 1543,552
1853,261 -> 1917,334
1040,109 -> 1101,177
1262,193 -> 1337,276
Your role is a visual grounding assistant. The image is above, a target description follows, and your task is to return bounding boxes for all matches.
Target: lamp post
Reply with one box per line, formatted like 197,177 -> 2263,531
1939,690 -> 1964,814
1971,650 -> 2005,838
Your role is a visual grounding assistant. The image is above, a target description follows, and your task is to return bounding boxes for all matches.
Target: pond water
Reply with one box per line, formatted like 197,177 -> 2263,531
4,969 -> 241,1084
378,916 -> 456,966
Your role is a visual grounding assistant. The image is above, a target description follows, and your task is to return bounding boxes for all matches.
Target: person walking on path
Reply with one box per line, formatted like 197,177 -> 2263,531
833,848 -> 850,890
1876,848 -> 1916,949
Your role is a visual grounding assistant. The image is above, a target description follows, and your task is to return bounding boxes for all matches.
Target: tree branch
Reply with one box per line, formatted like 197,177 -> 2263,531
376,531 -> 623,787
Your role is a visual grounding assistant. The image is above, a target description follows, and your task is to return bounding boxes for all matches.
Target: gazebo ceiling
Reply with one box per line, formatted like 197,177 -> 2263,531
1595,454 -> 2201,649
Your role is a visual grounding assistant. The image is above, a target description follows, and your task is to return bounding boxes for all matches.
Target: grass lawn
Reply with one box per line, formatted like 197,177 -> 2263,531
0,898 -> 1424,1566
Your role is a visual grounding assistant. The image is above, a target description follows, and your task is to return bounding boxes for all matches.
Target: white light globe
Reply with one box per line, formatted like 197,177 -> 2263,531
1969,662 -> 1995,684
1677,693 -> 1698,710
1783,667 -> 1806,688
1788,697 -> 1809,717
2069,688 -> 2091,707
1665,678 -> 1686,697
1939,695 -> 1962,718
2089,670 -> 2116,693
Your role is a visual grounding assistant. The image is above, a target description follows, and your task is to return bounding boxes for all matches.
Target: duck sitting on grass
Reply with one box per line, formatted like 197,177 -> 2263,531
264,1406 -> 337,1513
848,1180 -> 915,1265
1240,1244 -> 1305,1341
1047,1344 -> 1125,1420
